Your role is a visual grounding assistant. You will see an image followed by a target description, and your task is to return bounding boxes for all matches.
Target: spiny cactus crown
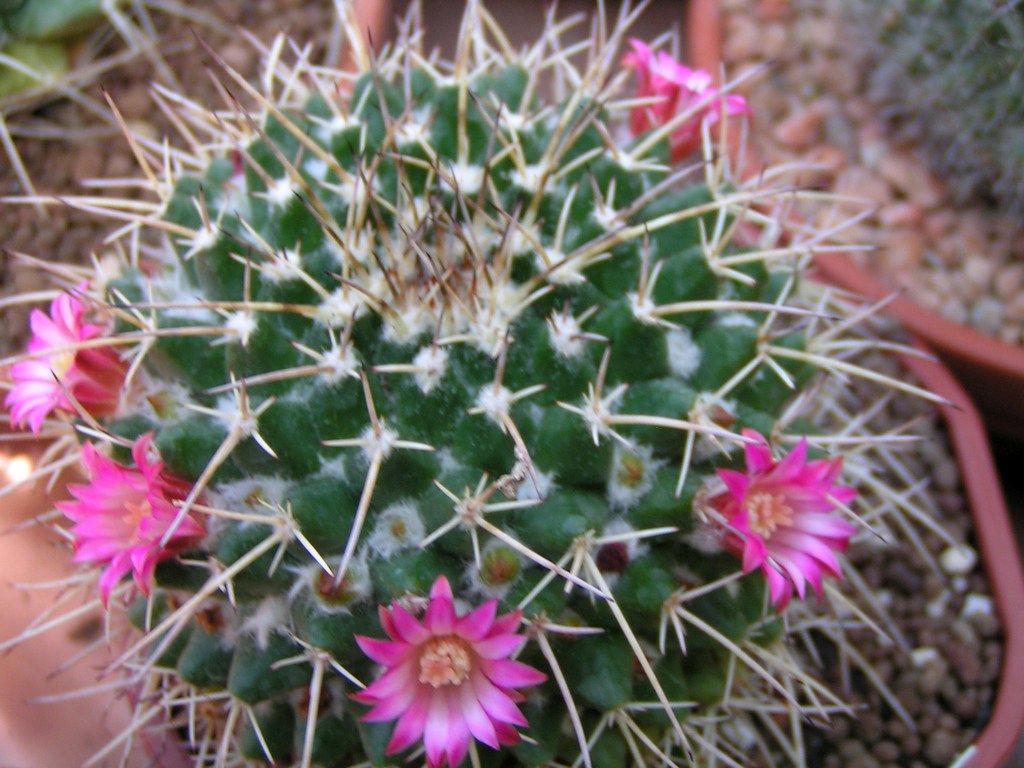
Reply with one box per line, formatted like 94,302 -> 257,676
1,3 -> 949,767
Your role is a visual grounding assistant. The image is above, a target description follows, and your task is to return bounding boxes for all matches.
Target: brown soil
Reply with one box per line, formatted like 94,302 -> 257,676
814,394 -> 1000,768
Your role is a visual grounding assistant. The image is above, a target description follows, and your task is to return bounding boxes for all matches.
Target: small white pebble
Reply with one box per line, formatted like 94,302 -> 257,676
952,575 -> 969,593
995,263 -> 1024,298
970,297 -> 1004,336
911,647 -> 940,668
926,591 -> 950,619
942,301 -> 969,325
963,255 -> 996,287
960,593 -> 995,619
940,544 -> 977,576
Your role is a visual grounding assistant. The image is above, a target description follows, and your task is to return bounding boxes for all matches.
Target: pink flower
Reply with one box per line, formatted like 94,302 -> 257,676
713,429 -> 857,610
57,433 -> 206,606
354,576 -> 547,768
5,287 -> 126,433
623,39 -> 750,161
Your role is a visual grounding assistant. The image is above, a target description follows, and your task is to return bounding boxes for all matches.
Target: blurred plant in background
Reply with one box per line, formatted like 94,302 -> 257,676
849,0 -> 1024,215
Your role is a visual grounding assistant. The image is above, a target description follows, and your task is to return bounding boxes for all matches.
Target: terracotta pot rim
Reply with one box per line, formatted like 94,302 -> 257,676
814,252 -> 1024,381
688,0 -> 1024,762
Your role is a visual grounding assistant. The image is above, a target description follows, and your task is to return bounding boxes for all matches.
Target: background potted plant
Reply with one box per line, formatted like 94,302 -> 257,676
687,0 -> 1024,440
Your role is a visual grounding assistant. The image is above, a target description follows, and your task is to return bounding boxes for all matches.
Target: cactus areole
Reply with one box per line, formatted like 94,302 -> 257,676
1,3 -> 941,766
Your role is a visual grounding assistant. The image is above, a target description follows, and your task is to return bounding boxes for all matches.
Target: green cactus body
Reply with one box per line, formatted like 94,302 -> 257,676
0,3 -> 953,767
114,46 -> 783,762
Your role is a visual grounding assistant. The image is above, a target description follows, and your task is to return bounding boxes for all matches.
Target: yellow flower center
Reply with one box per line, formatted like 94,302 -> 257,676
419,636 -> 472,688
123,499 -> 152,543
745,491 -> 794,538
49,350 -> 75,380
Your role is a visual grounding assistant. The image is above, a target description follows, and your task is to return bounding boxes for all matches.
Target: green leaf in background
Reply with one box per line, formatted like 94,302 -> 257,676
4,0 -> 111,42
0,39 -> 67,99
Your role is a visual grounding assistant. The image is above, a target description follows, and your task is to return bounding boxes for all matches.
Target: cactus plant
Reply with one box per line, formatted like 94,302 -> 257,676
848,0 -> 1024,214
1,2 -> 954,766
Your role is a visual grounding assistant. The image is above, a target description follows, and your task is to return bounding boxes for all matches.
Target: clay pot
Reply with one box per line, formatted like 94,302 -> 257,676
814,253 -> 1024,441
687,0 -> 1024,762
0,435 -> 142,768
899,352 -> 1024,767
686,0 -> 1024,441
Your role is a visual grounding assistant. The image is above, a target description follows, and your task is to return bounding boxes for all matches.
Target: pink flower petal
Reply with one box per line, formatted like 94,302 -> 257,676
473,633 -> 526,660
363,681 -> 418,723
356,635 -> 414,667
479,658 -> 548,689
444,691 -> 471,768
717,468 -> 750,501
454,599 -> 497,641
56,433 -> 204,605
98,556 -> 131,606
741,535 -> 768,574
423,692 -> 452,768
741,429 -> 774,473
789,512 -> 856,539
764,566 -> 791,609
423,589 -> 456,638
494,721 -> 522,747
712,430 -> 856,610
6,286 -> 126,433
772,531 -> 843,576
386,692 -> 430,755
485,611 -> 523,637
769,550 -> 810,599
471,673 -> 528,727
356,659 -> 418,701
458,683 -> 499,749
389,605 -> 431,645
355,576 -> 545,765
622,39 -> 749,162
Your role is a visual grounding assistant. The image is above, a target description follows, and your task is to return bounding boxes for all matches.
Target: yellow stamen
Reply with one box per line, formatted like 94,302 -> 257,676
419,636 -> 472,688
49,350 -> 75,379
123,499 -> 152,543
745,491 -> 794,538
